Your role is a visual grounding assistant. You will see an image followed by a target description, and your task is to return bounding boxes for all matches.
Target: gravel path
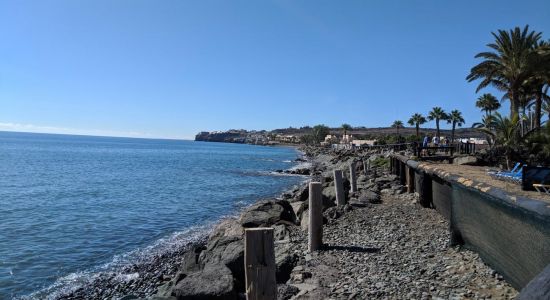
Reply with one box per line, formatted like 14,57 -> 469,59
286,190 -> 518,299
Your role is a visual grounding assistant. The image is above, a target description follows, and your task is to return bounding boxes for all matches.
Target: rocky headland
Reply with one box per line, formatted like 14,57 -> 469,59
56,146 -> 518,300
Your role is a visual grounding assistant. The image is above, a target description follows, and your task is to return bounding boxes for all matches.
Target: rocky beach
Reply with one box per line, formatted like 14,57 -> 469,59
54,146 -> 518,300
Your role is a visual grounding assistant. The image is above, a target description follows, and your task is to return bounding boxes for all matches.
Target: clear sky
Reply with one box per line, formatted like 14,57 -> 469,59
1,0 -> 549,139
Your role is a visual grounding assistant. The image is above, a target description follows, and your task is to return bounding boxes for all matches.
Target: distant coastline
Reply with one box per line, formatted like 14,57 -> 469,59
194,126 -> 485,145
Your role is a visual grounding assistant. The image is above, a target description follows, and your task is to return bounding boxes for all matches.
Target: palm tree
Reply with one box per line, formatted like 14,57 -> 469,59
543,99 -> 550,121
447,110 -> 465,143
466,25 -> 542,118
526,41 -> 550,129
475,93 -> 501,116
475,112 -> 521,168
427,107 -> 448,141
391,120 -> 404,135
341,123 -> 352,137
472,114 -> 497,147
407,113 -> 427,138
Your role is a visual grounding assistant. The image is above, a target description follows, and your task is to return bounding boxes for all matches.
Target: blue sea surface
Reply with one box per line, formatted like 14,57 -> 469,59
0,132 -> 305,299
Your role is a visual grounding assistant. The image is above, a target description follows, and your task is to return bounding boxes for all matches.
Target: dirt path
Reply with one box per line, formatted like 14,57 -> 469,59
287,193 -> 518,299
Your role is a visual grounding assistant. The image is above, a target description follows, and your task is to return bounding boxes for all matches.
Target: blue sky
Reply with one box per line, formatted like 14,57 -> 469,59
1,0 -> 549,139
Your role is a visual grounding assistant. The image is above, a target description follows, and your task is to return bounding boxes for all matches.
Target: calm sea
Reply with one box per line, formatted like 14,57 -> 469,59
0,132 -> 304,299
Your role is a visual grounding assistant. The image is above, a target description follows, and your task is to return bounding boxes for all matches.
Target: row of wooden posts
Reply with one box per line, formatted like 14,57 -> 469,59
244,160 -> 368,299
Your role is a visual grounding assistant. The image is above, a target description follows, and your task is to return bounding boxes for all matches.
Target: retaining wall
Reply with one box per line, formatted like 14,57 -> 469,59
390,154 -> 550,291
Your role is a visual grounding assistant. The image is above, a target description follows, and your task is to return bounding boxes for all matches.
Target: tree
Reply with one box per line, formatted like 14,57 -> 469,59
472,114 -> 497,147
427,107 -> 448,140
466,25 -> 542,118
526,41 -> 550,129
543,99 -> 550,120
312,124 -> 330,144
475,93 -> 501,116
475,112 -> 521,168
447,110 -> 465,143
407,113 -> 427,138
391,120 -> 404,136
341,123 -> 352,137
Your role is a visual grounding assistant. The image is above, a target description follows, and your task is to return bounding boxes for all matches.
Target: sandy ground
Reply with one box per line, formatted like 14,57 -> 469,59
420,163 -> 550,203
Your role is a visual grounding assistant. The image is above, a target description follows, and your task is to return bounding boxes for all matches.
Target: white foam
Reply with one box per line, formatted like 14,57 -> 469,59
21,224 -> 214,300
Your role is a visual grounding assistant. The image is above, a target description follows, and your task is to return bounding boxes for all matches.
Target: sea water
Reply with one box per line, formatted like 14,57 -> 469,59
0,132 -> 304,299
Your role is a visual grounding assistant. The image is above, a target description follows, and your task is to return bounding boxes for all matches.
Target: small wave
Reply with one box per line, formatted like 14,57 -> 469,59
287,161 -> 312,171
22,224 -> 214,300
264,171 -> 309,177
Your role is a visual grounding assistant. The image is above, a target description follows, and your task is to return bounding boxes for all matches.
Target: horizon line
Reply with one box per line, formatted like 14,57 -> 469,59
0,130 -> 193,141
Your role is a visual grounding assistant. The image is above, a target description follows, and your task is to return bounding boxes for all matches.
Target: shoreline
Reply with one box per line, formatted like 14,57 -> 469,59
43,146 -> 521,299
26,149 -> 309,300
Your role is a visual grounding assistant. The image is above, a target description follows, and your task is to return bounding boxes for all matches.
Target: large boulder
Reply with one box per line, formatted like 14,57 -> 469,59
198,236 -> 244,282
277,284 -> 300,300
290,202 -> 302,220
209,218 -> 243,240
359,190 -> 381,204
273,224 -> 291,241
321,186 -> 336,203
321,187 -> 339,208
291,185 -> 308,202
239,200 -> 296,227
275,243 -> 298,283
323,205 -> 352,220
171,264 -> 236,300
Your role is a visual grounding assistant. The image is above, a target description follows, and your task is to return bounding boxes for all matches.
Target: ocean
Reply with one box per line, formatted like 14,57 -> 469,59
0,132 -> 305,299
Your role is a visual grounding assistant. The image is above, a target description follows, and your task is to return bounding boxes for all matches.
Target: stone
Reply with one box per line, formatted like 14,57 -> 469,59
239,200 -> 297,227
321,187 -> 338,209
275,243 -> 298,283
292,185 -> 309,202
273,224 -> 291,241
171,264 -> 236,299
380,189 -> 395,195
277,284 -> 300,300
300,210 -> 309,231
198,236 -> 244,282
358,190 -> 381,204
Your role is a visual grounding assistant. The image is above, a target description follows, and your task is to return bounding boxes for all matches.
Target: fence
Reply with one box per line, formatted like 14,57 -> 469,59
390,154 -> 550,291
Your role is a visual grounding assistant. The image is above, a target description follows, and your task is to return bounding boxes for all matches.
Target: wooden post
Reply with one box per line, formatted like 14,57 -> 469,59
406,166 -> 415,193
309,182 -> 323,251
333,170 -> 346,206
350,161 -> 357,193
245,228 -> 276,300
399,161 -> 406,186
362,159 -> 368,175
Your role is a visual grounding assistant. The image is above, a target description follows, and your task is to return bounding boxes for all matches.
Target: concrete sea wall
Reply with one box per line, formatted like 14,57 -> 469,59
390,154 -> 550,291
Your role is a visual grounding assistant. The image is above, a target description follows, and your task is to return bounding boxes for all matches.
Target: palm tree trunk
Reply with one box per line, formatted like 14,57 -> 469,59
511,89 -> 519,118
451,123 -> 455,143
436,119 -> 440,142
415,124 -> 419,138
535,89 -> 542,129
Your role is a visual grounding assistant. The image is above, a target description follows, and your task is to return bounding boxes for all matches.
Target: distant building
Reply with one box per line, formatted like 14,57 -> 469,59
340,134 -> 353,144
324,134 -> 339,144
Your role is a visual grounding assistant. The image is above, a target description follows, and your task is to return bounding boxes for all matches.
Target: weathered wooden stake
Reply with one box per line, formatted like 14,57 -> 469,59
399,161 -> 406,186
245,228 -> 277,300
407,166 -> 415,193
309,182 -> 323,251
333,170 -> 346,206
350,161 -> 357,193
